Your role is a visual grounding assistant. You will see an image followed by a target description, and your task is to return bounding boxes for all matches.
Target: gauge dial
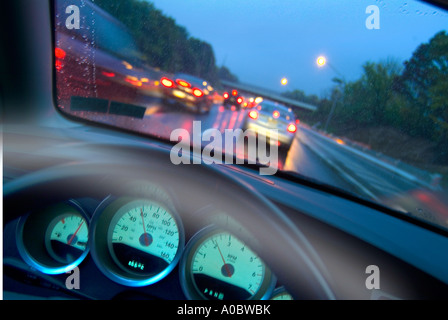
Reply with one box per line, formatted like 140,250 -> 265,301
17,201 -> 90,274
270,287 -> 294,300
46,213 -> 88,264
181,227 -> 275,300
107,199 -> 182,278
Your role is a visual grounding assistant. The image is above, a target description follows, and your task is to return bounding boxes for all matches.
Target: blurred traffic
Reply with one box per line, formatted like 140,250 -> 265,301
53,0 -> 448,232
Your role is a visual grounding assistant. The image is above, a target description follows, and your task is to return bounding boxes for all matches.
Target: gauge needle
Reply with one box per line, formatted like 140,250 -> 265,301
140,208 -> 150,246
215,240 -> 232,278
67,220 -> 84,246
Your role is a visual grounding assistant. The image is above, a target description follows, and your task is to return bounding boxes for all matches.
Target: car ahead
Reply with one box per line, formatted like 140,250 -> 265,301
2,0 -> 448,305
54,0 -> 163,118
243,100 -> 297,152
222,89 -> 245,110
160,72 -> 214,113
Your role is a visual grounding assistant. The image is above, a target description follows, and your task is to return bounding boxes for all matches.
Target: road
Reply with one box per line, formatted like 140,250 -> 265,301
81,100 -> 426,204
296,127 -> 424,201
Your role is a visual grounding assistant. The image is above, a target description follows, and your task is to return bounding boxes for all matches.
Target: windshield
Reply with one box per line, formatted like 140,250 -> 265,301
54,0 -> 448,232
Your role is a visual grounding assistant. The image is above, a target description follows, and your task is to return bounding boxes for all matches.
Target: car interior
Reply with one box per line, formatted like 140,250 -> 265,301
2,0 -> 448,302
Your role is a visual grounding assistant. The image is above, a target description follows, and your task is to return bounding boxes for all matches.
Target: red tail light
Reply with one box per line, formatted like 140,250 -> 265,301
176,79 -> 191,87
55,60 -> 63,71
192,88 -> 204,97
101,71 -> 116,78
237,97 -> 243,104
273,110 -> 280,119
55,48 -> 66,71
249,110 -> 258,119
223,92 -> 229,99
161,77 -> 175,88
55,47 -> 66,59
232,90 -> 238,96
287,123 -> 297,133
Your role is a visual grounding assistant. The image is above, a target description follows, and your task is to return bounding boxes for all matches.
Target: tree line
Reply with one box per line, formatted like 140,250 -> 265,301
285,31 -> 448,167
94,0 -> 238,86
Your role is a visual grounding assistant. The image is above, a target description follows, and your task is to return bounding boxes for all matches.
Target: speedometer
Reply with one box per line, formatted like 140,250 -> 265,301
108,199 -> 180,276
90,196 -> 184,287
180,227 -> 275,300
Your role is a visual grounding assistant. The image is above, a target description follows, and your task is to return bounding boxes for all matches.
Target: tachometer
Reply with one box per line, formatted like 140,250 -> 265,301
180,227 -> 275,300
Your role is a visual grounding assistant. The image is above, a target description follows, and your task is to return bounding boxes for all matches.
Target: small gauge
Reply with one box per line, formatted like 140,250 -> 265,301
95,198 -> 184,286
180,227 -> 275,300
16,201 -> 90,274
45,213 -> 89,264
270,287 -> 294,300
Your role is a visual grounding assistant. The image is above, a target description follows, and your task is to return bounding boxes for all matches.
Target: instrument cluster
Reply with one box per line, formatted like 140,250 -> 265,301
15,183 -> 293,300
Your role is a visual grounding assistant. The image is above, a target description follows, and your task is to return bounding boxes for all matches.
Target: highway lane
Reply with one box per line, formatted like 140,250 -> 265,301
297,126 -> 425,202
77,100 -> 420,203
137,102 -> 359,191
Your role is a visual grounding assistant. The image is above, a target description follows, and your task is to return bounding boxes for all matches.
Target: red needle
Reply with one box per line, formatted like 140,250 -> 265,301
140,208 -> 149,246
67,220 -> 84,245
215,240 -> 232,278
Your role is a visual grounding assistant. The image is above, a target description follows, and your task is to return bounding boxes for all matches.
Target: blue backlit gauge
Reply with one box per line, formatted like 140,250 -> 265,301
16,201 -> 90,274
270,286 -> 294,300
180,227 -> 275,300
45,213 -> 89,264
103,198 -> 184,286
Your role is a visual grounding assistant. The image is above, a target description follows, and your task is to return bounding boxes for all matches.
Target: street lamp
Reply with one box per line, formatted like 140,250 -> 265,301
316,55 -> 345,132
281,77 -> 288,85
316,56 -> 326,67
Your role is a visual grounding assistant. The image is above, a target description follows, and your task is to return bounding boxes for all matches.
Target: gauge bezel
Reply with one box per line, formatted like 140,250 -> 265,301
90,195 -> 185,287
179,226 -> 276,300
16,200 -> 90,274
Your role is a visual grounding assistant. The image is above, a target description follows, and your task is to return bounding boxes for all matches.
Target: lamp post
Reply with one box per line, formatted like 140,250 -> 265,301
316,56 -> 345,132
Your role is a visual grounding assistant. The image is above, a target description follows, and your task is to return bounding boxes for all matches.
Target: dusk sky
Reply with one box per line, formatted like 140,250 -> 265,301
149,0 -> 448,97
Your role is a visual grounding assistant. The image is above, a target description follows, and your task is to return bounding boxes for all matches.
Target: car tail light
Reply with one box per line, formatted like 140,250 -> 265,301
55,60 -> 63,71
237,97 -> 243,104
232,90 -> 238,96
287,123 -> 297,133
101,71 -> 116,78
273,110 -> 280,118
176,79 -> 191,88
249,110 -> 258,119
192,88 -> 204,97
55,48 -> 66,71
223,92 -> 229,99
161,77 -> 175,88
55,47 -> 66,59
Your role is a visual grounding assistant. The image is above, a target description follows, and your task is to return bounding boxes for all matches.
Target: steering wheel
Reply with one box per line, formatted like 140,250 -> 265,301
4,144 -> 336,300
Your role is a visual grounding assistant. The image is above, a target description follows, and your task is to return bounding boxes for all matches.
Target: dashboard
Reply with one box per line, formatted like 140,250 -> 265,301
3,124 -> 448,300
7,194 -> 277,300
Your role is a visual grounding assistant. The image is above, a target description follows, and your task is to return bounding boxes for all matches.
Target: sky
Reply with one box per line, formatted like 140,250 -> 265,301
148,0 -> 448,97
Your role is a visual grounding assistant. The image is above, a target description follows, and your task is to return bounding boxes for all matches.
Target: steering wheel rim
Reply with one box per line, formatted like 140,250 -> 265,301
4,145 -> 336,300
